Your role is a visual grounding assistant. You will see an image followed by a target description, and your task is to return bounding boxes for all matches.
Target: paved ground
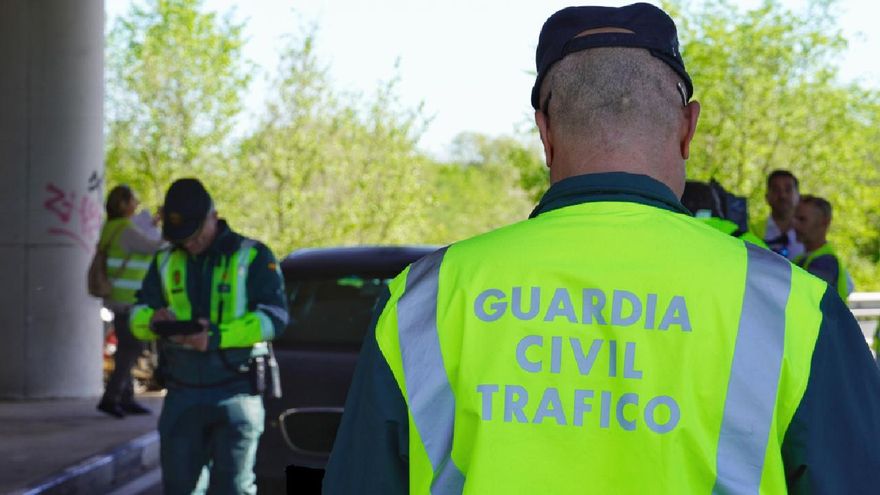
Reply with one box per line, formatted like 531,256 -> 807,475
0,393 -> 164,495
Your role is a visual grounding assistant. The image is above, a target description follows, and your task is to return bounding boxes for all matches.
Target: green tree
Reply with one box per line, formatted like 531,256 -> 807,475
105,0 -> 250,209
666,0 -> 880,289
449,132 -> 548,204
422,132 -> 540,244
235,34 -> 431,255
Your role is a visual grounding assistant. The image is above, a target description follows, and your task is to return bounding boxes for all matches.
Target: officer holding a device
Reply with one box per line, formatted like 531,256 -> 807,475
130,178 -> 288,495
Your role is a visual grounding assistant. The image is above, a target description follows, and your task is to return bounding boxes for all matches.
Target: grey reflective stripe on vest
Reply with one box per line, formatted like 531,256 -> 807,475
112,279 -> 143,290
235,239 -> 257,317
257,303 -> 289,326
107,257 -> 152,270
713,243 -> 792,494
158,250 -> 174,299
396,246 -> 465,494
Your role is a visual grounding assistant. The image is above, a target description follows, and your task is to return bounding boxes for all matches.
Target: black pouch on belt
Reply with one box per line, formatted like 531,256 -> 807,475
250,356 -> 266,395
266,344 -> 282,399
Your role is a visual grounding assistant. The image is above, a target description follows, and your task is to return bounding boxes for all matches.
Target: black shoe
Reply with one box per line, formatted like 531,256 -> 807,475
97,401 -> 125,419
120,401 -> 151,415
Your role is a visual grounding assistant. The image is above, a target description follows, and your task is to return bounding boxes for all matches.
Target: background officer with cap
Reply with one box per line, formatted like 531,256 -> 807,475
130,178 -> 288,494
324,3 -> 880,494
680,179 -> 768,248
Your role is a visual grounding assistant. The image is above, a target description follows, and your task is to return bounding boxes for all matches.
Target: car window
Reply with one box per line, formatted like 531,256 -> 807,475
275,275 -> 389,348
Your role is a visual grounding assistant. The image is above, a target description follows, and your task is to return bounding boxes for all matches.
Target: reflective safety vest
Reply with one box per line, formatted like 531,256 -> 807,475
696,217 -> 768,249
131,239 -> 274,349
375,201 -> 827,494
793,243 -> 850,301
101,218 -> 153,304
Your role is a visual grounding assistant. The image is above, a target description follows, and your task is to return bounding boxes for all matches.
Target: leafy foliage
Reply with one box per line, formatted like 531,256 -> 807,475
232,33 -> 433,255
423,132 -> 539,244
105,0 -> 880,289
666,0 -> 880,288
105,0 -> 250,208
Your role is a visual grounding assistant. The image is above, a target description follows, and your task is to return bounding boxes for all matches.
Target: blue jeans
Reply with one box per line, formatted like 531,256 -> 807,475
158,388 -> 265,495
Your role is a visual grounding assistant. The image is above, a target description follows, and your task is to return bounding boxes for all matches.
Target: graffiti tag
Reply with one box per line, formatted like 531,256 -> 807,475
43,177 -> 103,252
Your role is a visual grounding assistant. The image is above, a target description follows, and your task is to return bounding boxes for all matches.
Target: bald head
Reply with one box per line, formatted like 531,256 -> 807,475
534,47 -> 700,195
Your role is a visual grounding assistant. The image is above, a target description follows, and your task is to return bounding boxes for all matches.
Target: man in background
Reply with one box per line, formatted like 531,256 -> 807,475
759,169 -> 804,259
793,194 -> 853,300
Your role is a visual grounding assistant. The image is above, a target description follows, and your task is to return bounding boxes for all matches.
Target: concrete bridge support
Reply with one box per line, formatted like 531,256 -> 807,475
0,0 -> 104,398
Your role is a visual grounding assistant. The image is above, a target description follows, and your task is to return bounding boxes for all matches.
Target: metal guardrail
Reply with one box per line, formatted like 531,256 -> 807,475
847,293 -> 879,354
849,292 -> 880,319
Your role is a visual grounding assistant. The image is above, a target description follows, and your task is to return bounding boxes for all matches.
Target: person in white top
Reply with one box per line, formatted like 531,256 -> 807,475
761,169 -> 804,259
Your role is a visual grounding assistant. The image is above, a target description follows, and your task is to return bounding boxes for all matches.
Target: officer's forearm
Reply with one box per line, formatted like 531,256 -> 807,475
130,304 -> 157,341
218,309 -> 283,348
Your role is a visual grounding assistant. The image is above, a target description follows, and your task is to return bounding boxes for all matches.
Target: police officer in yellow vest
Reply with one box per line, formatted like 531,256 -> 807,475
97,184 -> 164,418
324,4 -> 880,494
130,178 -> 287,494
792,195 -> 853,301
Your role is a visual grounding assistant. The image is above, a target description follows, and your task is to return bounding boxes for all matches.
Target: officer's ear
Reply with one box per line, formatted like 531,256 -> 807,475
535,110 -> 553,168
679,100 -> 700,159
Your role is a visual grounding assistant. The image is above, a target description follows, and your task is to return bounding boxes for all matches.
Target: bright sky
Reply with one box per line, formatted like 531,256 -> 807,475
106,0 -> 880,157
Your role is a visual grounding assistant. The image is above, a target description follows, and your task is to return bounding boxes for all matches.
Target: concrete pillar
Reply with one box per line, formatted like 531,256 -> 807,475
0,0 -> 104,398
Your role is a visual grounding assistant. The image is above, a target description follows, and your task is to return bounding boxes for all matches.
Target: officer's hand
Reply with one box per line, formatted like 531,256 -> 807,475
149,308 -> 176,332
169,319 -> 210,352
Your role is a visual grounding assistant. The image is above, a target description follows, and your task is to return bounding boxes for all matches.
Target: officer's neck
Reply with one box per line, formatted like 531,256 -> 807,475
550,146 -> 684,198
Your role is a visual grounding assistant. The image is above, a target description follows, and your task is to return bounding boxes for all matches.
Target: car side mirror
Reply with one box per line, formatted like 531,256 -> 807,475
279,407 -> 344,457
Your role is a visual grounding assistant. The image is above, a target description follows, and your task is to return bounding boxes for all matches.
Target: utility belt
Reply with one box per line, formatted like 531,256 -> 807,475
157,344 -> 282,398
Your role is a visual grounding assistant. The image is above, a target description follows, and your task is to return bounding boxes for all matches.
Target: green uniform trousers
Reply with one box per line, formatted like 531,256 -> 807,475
158,388 -> 264,495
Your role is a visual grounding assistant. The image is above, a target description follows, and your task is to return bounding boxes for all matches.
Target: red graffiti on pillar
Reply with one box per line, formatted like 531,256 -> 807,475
44,181 -> 103,252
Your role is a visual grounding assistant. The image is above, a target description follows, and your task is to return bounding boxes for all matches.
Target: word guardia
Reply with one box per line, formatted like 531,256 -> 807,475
474,287 -> 692,331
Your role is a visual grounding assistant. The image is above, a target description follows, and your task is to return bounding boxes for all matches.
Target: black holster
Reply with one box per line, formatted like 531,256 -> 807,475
249,344 -> 282,399
250,356 -> 267,395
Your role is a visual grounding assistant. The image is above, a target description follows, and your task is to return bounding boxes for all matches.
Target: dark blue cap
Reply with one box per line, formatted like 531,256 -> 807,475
162,178 -> 213,242
532,3 -> 693,109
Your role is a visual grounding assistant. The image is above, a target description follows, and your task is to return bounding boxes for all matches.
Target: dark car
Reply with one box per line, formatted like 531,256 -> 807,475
255,245 -> 436,493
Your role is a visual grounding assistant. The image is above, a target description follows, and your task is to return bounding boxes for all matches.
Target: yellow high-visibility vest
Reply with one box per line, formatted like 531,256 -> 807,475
376,201 -> 825,494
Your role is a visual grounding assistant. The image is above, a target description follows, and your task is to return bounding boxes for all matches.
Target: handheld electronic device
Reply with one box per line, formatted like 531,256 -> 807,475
151,320 -> 204,338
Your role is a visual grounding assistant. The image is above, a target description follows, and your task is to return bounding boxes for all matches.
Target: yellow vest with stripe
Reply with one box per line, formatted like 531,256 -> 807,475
793,243 -> 849,301
134,240 -> 273,350
699,216 -> 769,249
375,201 -> 826,494
101,218 -> 153,304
